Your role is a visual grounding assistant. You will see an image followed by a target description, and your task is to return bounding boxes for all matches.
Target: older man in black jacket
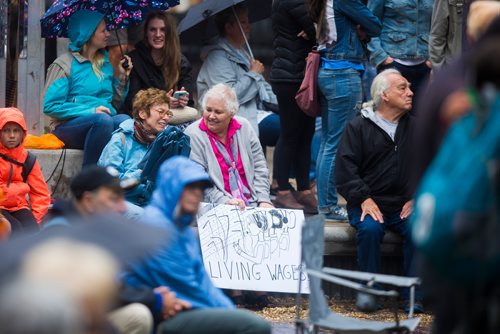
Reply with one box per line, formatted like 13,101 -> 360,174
336,69 -> 416,281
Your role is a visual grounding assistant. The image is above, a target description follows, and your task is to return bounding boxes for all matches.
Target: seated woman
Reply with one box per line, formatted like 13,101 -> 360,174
185,83 -> 274,210
98,88 -> 172,207
124,11 -> 198,129
43,10 -> 132,166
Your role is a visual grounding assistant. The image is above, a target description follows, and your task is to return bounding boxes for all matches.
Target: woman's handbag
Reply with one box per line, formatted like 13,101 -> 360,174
169,106 -> 200,125
295,50 -> 321,117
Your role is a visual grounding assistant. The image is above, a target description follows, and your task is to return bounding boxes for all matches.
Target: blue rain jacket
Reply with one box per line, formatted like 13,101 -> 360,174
43,10 -> 127,122
98,119 -> 148,181
122,156 -> 235,309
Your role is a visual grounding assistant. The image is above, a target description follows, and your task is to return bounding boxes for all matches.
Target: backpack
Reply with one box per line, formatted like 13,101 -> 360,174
411,96 -> 500,285
0,151 -> 37,183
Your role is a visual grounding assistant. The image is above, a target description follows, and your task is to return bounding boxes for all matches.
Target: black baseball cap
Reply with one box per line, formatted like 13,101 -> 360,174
70,165 -> 137,200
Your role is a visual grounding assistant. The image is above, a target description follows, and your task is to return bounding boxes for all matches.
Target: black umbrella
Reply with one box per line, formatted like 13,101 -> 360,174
177,0 -> 271,57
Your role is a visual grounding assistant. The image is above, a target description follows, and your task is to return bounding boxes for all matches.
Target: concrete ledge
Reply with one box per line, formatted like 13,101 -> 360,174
28,149 -> 83,198
324,221 -> 402,256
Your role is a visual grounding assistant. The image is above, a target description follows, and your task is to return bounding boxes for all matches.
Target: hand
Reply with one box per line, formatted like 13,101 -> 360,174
297,30 -> 310,40
440,90 -> 471,124
226,198 -> 246,211
250,59 -> 265,75
0,215 -> 11,241
400,200 -> 413,219
382,57 -> 394,66
154,286 -> 191,319
177,87 -> 190,108
425,60 -> 432,69
356,25 -> 367,42
95,106 -> 111,114
258,202 -> 274,208
361,198 -> 384,223
118,55 -> 133,77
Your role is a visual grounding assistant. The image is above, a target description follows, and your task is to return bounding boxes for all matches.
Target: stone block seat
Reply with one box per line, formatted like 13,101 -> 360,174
324,220 -> 403,256
28,149 -> 83,199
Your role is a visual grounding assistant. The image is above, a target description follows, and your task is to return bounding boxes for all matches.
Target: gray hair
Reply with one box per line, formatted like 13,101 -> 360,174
201,83 -> 239,116
371,68 -> 402,109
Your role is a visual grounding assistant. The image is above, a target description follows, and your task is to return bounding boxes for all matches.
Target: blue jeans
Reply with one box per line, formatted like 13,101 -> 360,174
316,68 -> 362,212
258,112 -> 280,180
347,207 -> 414,276
53,113 -> 129,166
309,117 -> 322,182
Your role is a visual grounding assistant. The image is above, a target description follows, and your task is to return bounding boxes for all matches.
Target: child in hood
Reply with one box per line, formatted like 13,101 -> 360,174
0,108 -> 50,236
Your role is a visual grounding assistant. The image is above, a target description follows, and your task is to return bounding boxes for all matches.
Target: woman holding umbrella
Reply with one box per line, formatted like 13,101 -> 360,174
124,11 -> 198,129
43,10 -> 132,166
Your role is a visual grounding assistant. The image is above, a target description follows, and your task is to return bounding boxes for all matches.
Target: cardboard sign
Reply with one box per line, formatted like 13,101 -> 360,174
197,204 -> 309,293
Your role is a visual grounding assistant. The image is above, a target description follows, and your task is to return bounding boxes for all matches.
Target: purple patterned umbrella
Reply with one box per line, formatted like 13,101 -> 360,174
41,0 -> 180,38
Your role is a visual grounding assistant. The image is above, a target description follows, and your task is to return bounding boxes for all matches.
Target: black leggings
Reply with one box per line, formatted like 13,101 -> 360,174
272,82 -> 316,191
2,209 -> 39,236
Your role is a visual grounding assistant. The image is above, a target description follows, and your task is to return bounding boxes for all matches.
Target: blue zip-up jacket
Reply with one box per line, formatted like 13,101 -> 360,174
323,0 -> 382,63
43,11 -> 128,127
367,0 -> 433,67
98,119 -> 148,181
122,156 -> 234,309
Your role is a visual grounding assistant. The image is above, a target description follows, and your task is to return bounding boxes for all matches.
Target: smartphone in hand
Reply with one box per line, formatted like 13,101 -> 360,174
173,91 -> 188,99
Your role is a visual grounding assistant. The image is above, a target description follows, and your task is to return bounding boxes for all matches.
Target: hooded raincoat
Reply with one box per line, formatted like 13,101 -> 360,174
196,38 -> 277,134
0,108 -> 50,223
43,11 -> 128,130
123,156 -> 234,309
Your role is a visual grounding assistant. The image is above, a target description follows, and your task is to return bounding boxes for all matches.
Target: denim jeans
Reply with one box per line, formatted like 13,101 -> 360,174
309,117 -> 322,182
53,113 -> 129,166
316,67 -> 362,213
347,207 -> 414,276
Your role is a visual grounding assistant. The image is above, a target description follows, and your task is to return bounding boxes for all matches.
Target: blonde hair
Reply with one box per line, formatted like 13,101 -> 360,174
467,1 -> 500,41
81,44 -> 105,79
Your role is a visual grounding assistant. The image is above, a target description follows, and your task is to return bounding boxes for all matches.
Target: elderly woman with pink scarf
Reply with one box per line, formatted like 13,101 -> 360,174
184,84 -> 273,209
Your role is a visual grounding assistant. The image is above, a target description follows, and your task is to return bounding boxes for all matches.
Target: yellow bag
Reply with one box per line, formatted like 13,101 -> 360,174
24,134 -> 65,149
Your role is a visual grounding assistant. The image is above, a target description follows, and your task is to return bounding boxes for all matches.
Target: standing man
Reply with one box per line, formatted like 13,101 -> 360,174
335,69 -> 421,311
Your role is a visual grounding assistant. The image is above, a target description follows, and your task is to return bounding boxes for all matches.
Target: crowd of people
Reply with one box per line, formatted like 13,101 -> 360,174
0,0 -> 499,333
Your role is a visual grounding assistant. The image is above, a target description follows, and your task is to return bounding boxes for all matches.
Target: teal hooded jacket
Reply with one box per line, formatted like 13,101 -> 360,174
122,156 -> 235,309
43,10 -> 128,126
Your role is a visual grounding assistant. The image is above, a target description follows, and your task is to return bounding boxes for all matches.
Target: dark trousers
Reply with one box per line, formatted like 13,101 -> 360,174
377,61 -> 431,114
258,113 -> 280,180
157,308 -> 271,334
53,113 -> 129,166
2,208 -> 39,236
272,82 -> 315,191
347,207 -> 414,275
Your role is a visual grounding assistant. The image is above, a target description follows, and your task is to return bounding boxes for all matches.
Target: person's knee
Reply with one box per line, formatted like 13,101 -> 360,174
356,218 -> 384,239
233,310 -> 271,334
107,303 -> 153,334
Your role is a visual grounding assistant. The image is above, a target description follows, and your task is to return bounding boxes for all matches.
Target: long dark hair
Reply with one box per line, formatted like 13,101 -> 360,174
307,0 -> 326,23
143,11 -> 181,91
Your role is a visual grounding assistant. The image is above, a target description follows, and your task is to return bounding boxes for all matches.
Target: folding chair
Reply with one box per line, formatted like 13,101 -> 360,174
296,215 -> 421,333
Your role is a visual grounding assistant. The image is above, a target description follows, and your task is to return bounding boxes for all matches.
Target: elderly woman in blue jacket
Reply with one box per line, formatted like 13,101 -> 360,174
98,88 -> 171,209
367,0 -> 433,111
307,0 -> 381,221
43,10 -> 132,166
123,156 -> 271,334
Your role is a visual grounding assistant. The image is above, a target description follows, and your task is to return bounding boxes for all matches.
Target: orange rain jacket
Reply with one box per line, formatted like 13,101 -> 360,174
0,108 -> 50,223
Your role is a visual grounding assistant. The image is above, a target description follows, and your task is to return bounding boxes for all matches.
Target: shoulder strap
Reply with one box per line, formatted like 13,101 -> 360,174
22,152 -> 37,183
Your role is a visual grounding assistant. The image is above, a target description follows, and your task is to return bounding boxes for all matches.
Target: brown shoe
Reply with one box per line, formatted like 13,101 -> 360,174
275,191 -> 305,210
294,191 -> 318,214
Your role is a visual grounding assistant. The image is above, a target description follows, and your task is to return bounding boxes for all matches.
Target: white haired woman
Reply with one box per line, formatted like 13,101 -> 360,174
185,84 -> 274,210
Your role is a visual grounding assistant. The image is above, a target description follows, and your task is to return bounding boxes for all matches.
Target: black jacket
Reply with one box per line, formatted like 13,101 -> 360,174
335,110 -> 414,213
270,0 -> 316,83
123,41 -> 194,115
